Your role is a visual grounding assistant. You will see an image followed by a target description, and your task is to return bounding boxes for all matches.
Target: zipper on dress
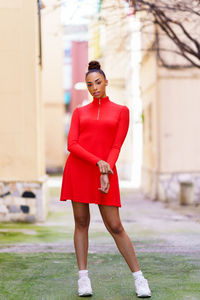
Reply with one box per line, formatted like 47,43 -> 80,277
97,97 -> 101,120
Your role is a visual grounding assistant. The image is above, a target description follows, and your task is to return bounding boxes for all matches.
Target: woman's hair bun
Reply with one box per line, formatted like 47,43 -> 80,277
88,60 -> 101,71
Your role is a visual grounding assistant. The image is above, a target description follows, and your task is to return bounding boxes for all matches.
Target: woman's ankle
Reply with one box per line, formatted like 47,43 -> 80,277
132,270 -> 143,280
79,269 -> 89,279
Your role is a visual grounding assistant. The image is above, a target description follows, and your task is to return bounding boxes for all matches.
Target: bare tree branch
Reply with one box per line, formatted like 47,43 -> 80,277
129,0 -> 200,68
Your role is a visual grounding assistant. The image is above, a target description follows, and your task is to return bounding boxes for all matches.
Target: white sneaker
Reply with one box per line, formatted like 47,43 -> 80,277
134,276 -> 151,298
78,276 -> 93,297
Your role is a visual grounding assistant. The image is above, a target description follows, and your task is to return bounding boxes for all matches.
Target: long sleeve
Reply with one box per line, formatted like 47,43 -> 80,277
67,107 -> 101,165
106,106 -> 129,170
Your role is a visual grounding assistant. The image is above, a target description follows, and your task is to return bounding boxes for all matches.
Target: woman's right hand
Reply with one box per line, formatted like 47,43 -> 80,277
98,174 -> 110,194
96,160 -> 113,175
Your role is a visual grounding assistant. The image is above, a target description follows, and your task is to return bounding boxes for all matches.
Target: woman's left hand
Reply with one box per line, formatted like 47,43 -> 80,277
98,174 -> 110,194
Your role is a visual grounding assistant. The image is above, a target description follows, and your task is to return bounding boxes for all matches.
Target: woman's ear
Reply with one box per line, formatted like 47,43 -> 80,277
105,79 -> 108,86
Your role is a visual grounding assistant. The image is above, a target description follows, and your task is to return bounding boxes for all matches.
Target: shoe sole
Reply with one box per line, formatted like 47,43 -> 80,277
79,293 -> 92,297
136,293 -> 151,298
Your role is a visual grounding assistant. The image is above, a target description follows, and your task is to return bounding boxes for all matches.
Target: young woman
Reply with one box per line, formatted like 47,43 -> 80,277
60,60 -> 151,298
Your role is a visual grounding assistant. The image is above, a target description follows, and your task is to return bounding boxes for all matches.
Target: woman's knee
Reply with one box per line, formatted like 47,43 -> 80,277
75,215 -> 90,230
107,223 -> 124,235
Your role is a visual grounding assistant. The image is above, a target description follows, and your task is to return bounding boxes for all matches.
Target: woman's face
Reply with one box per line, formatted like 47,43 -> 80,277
86,72 -> 108,98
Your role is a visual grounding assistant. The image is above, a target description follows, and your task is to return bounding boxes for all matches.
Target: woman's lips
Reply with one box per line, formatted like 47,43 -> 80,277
93,92 -> 100,96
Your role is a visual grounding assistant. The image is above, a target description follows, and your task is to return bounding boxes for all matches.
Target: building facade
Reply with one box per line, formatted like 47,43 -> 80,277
0,0 -> 48,222
41,0 -> 65,172
140,24 -> 200,204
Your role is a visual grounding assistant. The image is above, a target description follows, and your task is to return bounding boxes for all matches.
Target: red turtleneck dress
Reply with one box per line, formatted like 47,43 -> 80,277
60,96 -> 129,207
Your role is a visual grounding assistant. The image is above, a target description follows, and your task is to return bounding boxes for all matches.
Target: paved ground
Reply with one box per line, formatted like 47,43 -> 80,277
1,188 -> 200,255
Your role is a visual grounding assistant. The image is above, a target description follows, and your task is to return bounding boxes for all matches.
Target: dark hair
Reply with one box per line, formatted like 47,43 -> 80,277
85,60 -> 106,79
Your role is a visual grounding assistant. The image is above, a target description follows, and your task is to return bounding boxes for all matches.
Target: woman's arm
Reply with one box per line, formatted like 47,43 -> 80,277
67,107 -> 101,165
106,106 -> 130,170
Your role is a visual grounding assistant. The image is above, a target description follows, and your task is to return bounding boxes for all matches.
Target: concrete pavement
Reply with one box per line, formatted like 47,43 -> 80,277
1,188 -> 199,255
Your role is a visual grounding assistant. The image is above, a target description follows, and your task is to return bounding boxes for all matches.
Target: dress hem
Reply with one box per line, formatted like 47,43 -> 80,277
60,198 -> 121,207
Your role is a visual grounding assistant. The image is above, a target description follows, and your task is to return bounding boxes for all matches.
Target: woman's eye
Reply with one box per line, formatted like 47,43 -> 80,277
87,84 -> 92,87
97,81 -> 101,85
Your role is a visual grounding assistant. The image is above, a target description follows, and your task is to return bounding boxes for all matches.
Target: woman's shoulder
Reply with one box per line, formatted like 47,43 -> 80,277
109,100 -> 129,112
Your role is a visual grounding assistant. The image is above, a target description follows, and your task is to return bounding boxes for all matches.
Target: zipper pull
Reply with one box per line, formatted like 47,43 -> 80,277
97,97 -> 101,120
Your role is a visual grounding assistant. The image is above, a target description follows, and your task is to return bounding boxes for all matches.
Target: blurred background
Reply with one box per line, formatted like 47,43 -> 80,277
0,0 -> 200,223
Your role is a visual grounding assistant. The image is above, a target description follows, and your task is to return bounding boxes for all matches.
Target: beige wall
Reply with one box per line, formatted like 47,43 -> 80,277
44,102 -> 65,167
140,23 -> 200,201
159,71 -> 200,173
141,53 -> 158,171
41,0 -> 65,169
0,0 -> 45,181
141,56 -> 200,175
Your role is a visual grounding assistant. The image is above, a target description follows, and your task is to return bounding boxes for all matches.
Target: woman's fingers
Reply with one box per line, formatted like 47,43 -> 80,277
103,165 -> 106,174
98,184 -> 110,193
102,165 -> 107,174
105,182 -> 110,193
100,163 -> 105,174
104,183 -> 110,193
98,174 -> 110,193
106,166 -> 113,174
97,160 -> 113,175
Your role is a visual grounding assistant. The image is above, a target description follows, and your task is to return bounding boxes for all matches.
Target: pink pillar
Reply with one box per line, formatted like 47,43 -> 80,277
71,41 -> 88,112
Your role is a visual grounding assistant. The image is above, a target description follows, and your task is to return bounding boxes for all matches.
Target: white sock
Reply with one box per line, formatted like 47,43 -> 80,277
132,270 -> 143,280
79,269 -> 88,279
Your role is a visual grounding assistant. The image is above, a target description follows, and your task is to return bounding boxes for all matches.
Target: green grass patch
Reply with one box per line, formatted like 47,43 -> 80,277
47,210 -> 71,221
0,224 -> 73,245
0,252 -> 199,300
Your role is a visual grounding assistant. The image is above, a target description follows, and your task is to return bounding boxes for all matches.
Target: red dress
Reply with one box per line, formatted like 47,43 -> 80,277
60,96 -> 129,207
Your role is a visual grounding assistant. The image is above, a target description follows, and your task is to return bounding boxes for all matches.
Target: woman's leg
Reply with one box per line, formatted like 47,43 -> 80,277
98,204 -> 140,272
71,201 -> 90,270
